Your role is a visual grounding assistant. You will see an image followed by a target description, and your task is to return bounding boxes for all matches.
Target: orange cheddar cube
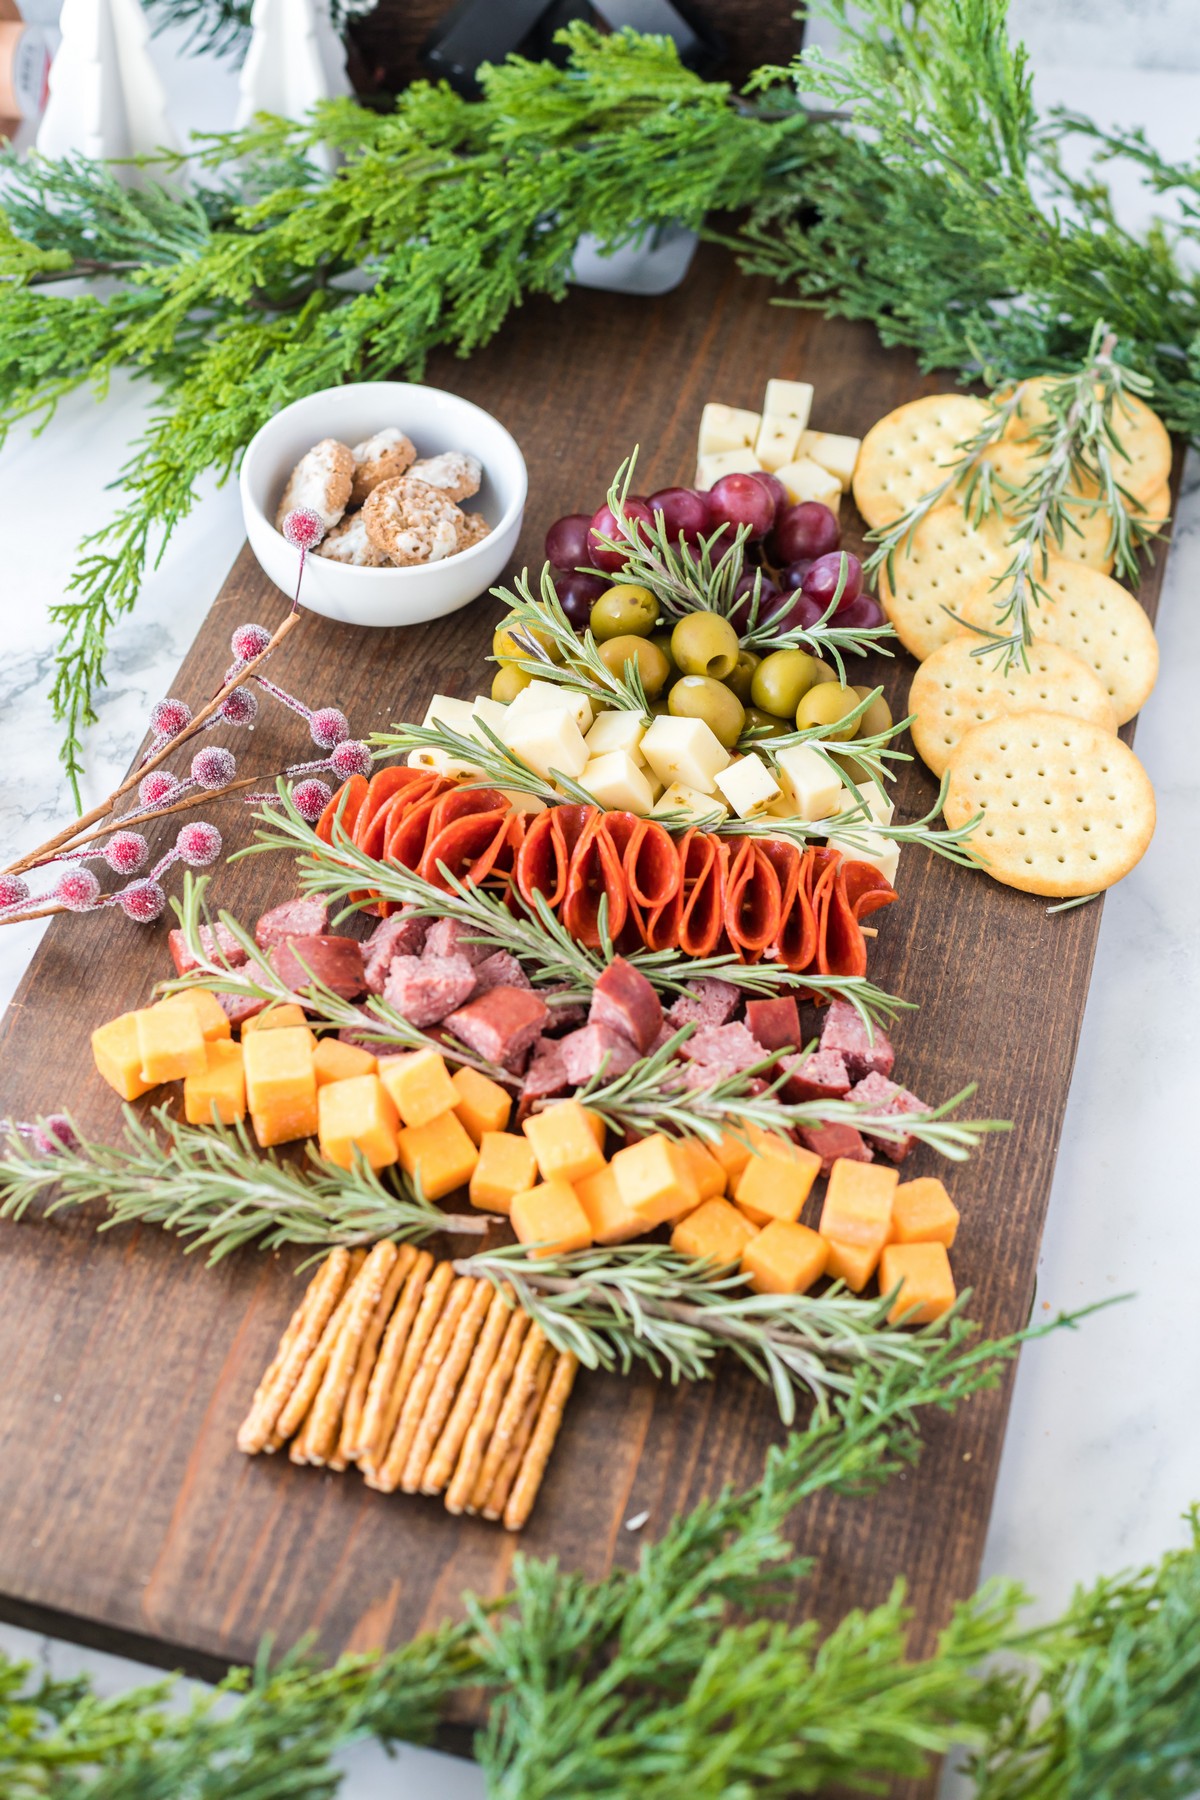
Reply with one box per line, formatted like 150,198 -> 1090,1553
136,998 -> 208,1085
709,1130 -> 753,1185
243,1025 -> 317,1148
671,1197 -> 756,1266
379,1048 -> 458,1127
741,1220 -> 827,1296
822,1237 -> 883,1293
251,1097 -> 320,1148
313,1038 -> 378,1086
523,1100 -> 606,1186
734,1142 -> 821,1225
819,1158 -> 899,1248
610,1133 -> 700,1228
183,1039 -> 246,1126
574,1165 -> 645,1246
160,987 -> 231,1043
91,1011 -> 156,1101
318,1074 -> 400,1171
243,1003 -> 309,1034
879,1242 -> 957,1324
469,1131 -> 538,1214
510,1181 -> 594,1258
890,1178 -> 960,1248
451,1066 -> 512,1143
583,1108 -> 607,1152
676,1138 -> 727,1202
397,1111 -> 479,1200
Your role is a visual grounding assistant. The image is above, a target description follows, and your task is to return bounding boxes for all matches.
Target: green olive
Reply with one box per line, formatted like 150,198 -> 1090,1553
668,675 -> 746,749
725,649 -> 761,706
852,685 -> 893,740
794,683 -> 861,741
491,664 -> 533,703
589,584 -> 659,642
809,660 -> 838,685
650,629 -> 681,685
598,634 -> 671,699
493,618 -> 562,667
670,610 -> 740,681
742,705 -> 794,741
750,649 -> 826,719
835,753 -> 875,787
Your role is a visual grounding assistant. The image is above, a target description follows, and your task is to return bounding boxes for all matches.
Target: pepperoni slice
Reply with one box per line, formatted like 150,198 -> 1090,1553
723,839 -> 783,962
677,831 -> 728,957
316,774 -> 368,846
561,810 -> 628,948
419,809 -> 512,889
515,805 -> 593,914
623,819 -> 681,915
359,769 -> 447,862
777,845 -> 819,971
841,858 -> 898,921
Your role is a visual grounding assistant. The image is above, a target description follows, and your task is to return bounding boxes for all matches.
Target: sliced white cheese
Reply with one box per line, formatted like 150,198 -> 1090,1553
502,708 -> 589,784
796,430 -> 861,489
844,780 -> 895,827
640,715 -> 731,793
697,402 -> 761,457
695,447 -> 760,489
714,753 -> 780,819
774,456 -> 843,511
824,829 -> 900,888
651,781 -> 729,826
501,678 -> 593,738
763,379 -> 814,430
578,751 -> 655,816
584,710 -> 646,759
754,414 -> 802,473
774,743 -> 845,821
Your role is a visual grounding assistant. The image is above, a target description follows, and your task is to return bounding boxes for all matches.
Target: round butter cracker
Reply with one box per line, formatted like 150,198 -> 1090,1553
983,440 -> 1115,574
852,394 -> 993,529
909,634 -> 1116,778
879,501 -> 1010,661
943,711 -> 1154,898
1001,376 -> 1171,503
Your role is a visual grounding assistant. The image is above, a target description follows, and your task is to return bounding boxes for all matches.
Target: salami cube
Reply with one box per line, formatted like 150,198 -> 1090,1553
665,978 -> 740,1029
471,950 -> 532,996
848,1070 -> 928,1164
559,1024 -> 640,1087
383,953 -> 477,1028
780,1048 -> 851,1104
798,1121 -> 873,1177
744,995 -> 802,1054
517,1038 -> 570,1124
443,986 -> 550,1072
818,999 -> 894,1081
362,911 -> 427,994
540,986 -> 589,1035
589,956 -> 663,1054
168,921 -> 248,978
254,894 -> 329,950
269,935 -> 366,1000
679,1022 -> 764,1077
217,991 -> 268,1029
422,917 -> 492,966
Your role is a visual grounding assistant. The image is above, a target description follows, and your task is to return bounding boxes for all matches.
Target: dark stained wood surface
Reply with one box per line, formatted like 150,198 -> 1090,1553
0,247 -> 1176,1782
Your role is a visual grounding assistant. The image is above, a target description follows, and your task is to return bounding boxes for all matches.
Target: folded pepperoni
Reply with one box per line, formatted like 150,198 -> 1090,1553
758,836 -> 800,926
515,804 -> 594,915
623,818 -> 681,913
777,844 -> 819,971
382,788 -> 445,872
723,839 -> 782,962
678,831 -> 728,958
419,808 -> 513,889
810,848 -> 868,979
562,810 -> 628,948
360,770 -> 447,861
316,774 -> 368,846
841,858 -> 898,921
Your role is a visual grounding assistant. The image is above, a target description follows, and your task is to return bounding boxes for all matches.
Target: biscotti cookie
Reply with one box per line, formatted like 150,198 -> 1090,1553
362,476 -> 465,566
276,438 -> 354,533
349,428 -> 417,507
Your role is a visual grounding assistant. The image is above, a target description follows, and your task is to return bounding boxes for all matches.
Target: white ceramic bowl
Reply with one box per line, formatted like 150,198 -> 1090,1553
239,381 -> 527,627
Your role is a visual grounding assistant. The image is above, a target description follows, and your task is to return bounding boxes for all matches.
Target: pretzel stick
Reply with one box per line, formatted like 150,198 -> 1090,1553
236,1249 -> 350,1454
369,1276 -> 475,1494
400,1279 -> 493,1494
444,1309 -> 529,1516
351,1250 -> 433,1464
468,1322 -> 548,1514
359,1258 -> 451,1480
503,1351 -> 580,1532
279,1249 -> 367,1450
481,1346 -> 554,1521
300,1241 -> 398,1467
248,1275 -> 324,1455
422,1285 -> 513,1496
330,1244 -> 416,1471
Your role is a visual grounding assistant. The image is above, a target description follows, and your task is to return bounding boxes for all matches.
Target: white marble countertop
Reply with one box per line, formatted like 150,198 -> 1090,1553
1,33 -> 1199,1800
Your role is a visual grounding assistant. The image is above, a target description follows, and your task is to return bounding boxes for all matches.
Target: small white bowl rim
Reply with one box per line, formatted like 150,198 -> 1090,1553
240,380 -> 529,579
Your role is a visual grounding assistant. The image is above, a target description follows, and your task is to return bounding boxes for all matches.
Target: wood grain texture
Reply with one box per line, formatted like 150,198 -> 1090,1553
0,249 -> 1176,1781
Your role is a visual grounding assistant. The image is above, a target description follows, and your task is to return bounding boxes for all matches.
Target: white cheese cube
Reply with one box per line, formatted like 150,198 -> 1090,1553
825,830 -> 900,888
714,753 -> 780,820
640,715 -> 731,793
501,678 -> 593,737
471,695 -> 509,732
697,402 -> 761,457
408,745 -> 484,782
501,789 -> 548,816
763,379 -> 814,430
796,431 -> 861,490
578,751 -> 655,816
774,743 -> 845,821
651,781 -> 729,826
643,767 -> 665,803
774,456 -> 843,511
695,448 -> 760,489
502,709 -> 589,784
754,414 -> 802,473
844,781 -> 895,827
422,692 -> 508,746
584,710 -> 646,759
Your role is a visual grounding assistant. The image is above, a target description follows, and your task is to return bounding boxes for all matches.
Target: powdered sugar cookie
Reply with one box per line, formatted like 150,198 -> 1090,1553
455,511 -> 491,551
349,428 -> 416,507
276,439 -> 353,533
408,451 -> 482,503
315,511 -> 390,567
362,476 -> 465,566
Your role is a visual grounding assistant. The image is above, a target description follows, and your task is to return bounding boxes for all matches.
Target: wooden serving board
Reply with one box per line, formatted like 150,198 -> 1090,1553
0,247 -> 1176,1764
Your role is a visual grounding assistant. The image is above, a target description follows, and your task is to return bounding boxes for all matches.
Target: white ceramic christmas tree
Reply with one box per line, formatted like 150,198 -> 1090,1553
36,0 -> 179,179
237,0 -> 350,171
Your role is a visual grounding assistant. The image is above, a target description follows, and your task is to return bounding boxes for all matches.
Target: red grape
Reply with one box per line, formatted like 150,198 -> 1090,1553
802,551 -> 864,613
708,473 -> 776,541
554,568 -> 607,628
648,487 -> 711,541
545,513 -> 593,570
749,470 -> 786,519
588,498 -> 654,573
836,594 -> 885,632
764,589 -> 826,634
770,501 -> 841,564
780,559 -> 814,592
729,572 -> 780,633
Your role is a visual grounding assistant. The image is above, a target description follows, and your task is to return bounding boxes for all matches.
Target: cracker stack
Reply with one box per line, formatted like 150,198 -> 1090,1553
237,1246 -> 578,1531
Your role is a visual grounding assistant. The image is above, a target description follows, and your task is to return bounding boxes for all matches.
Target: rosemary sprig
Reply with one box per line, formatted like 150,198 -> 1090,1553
492,562 -> 651,714
455,1241 -> 968,1422
368,716 -> 575,807
735,770 -> 986,868
0,1108 -> 490,1263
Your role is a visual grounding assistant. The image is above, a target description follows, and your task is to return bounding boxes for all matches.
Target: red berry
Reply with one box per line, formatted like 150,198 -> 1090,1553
329,739 -> 372,779
0,873 -> 30,910
231,622 -> 271,663
191,746 -> 237,789
281,507 -> 325,551
40,1114 -> 80,1153
118,879 -> 166,923
56,866 -> 101,912
103,830 -> 149,875
138,770 -> 180,809
310,706 -> 350,749
149,697 -> 192,738
292,778 -> 333,822
220,686 -> 259,726
176,821 -> 222,867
